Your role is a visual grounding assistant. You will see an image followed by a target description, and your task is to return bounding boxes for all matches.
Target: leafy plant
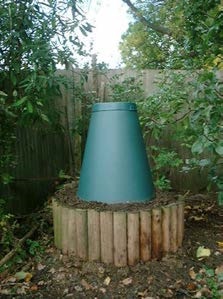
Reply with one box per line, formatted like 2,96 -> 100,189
0,199 -> 19,261
108,75 -> 144,103
0,0 -> 92,206
0,1 -> 93,268
196,267 -> 222,299
121,0 -> 223,69
26,239 -> 43,260
139,69 -> 223,203
150,146 -> 183,190
106,74 -> 183,191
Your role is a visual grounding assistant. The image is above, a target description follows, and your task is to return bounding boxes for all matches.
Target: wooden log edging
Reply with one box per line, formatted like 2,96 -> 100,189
52,199 -> 184,266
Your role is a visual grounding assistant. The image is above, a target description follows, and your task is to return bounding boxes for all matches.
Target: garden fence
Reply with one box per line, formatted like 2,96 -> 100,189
6,69 -> 223,213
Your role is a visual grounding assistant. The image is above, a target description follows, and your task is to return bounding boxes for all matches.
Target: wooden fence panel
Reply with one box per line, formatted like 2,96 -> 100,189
6,127 -> 70,214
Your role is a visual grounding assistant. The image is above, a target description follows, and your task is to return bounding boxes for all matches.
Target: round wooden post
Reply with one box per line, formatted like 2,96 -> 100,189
67,208 -> 77,254
100,211 -> 113,264
75,209 -> 88,260
140,210 -> 151,262
88,209 -> 100,261
151,208 -> 162,260
127,212 -> 140,265
52,198 -> 59,248
177,202 -> 184,247
53,199 -> 63,250
170,204 -> 178,253
61,206 -> 69,254
113,212 -> 127,267
162,206 -> 170,254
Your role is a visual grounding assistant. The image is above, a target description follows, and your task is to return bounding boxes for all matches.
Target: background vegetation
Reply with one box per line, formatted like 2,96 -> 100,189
119,0 -> 223,203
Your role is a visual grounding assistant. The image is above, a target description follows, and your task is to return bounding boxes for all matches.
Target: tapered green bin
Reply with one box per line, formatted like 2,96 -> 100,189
77,102 -> 155,204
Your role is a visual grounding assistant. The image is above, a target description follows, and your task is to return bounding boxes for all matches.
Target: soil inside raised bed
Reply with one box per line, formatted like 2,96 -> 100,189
54,181 -> 184,211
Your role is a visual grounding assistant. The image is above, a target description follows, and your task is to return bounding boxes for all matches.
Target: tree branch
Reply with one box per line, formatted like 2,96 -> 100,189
0,225 -> 38,268
122,0 -> 172,36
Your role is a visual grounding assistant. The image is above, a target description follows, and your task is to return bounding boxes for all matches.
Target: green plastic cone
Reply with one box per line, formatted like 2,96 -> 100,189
77,102 -> 155,204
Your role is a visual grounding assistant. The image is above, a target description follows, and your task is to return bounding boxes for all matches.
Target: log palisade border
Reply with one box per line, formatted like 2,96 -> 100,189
52,198 -> 184,267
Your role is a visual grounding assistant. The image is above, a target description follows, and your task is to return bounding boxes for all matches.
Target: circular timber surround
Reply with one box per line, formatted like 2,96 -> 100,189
52,198 -> 184,267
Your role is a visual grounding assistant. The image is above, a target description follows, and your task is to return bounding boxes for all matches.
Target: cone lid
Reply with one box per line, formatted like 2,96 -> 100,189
93,102 -> 136,112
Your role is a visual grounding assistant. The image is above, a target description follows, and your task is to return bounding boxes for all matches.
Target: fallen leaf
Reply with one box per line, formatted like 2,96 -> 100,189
138,289 -> 148,297
25,272 -> 33,282
189,268 -> 197,280
196,246 -> 211,258
30,285 -> 38,291
45,247 -> 54,254
186,282 -> 197,291
37,263 -> 46,271
185,205 -> 192,210
58,266 -> 66,272
215,265 -> 223,275
80,279 -> 92,290
205,204 -> 215,211
200,287 -> 212,297
48,267 -> 56,274
0,289 -> 11,295
193,205 -> 201,210
65,293 -> 75,298
37,280 -> 45,286
217,241 -> 223,248
99,287 -> 106,294
189,216 -> 205,221
194,290 -> 202,298
74,285 -> 83,292
14,271 -> 27,281
98,266 -> 105,274
6,276 -> 16,283
16,286 -> 28,295
63,288 -> 69,295
14,271 -> 32,282
103,276 -> 111,286
164,289 -> 174,298
121,277 -> 133,285
199,268 -> 206,274
55,272 -> 65,280
147,275 -> 154,284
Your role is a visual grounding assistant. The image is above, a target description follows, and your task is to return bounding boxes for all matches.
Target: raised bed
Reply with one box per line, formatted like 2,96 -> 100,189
52,197 -> 184,267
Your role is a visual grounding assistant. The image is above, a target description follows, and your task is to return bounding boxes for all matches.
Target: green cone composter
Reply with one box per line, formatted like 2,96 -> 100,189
77,102 -> 155,204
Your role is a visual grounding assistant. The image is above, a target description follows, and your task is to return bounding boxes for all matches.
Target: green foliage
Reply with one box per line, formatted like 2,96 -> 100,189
0,199 -> 18,258
196,267 -> 222,299
183,0 -> 223,69
0,91 -> 16,186
139,69 -> 223,202
58,170 -> 72,180
107,74 -> 183,191
150,146 -> 183,190
120,0 -> 223,69
108,75 -> 144,103
26,239 -> 43,260
0,0 -> 91,124
120,22 -> 174,69
0,0 -> 92,265
0,0 -> 91,195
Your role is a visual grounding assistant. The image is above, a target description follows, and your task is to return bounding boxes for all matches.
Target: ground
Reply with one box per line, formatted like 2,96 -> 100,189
0,191 -> 222,299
